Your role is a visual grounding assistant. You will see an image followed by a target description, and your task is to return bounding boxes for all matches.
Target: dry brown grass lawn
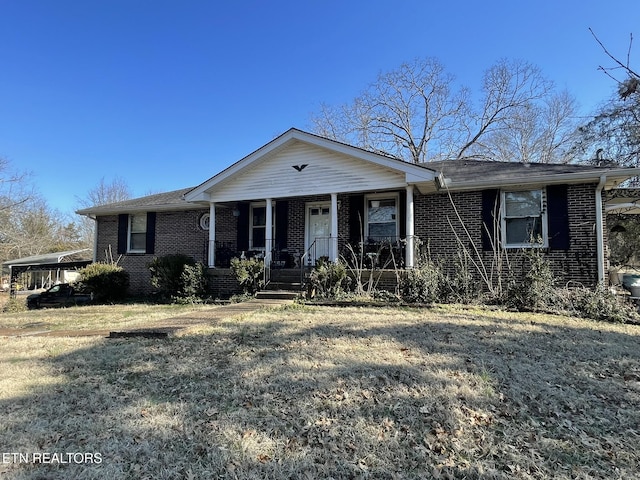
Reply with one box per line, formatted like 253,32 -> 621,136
1,303 -> 639,479
0,299 -> 215,332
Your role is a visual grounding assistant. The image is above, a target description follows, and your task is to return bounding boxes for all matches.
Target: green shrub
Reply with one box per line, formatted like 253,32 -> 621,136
177,262 -> 211,303
400,259 -> 445,304
148,254 -> 196,299
505,248 -> 557,311
563,285 -> 639,324
230,257 -> 264,295
78,263 -> 130,302
309,258 -> 351,299
148,254 -> 211,302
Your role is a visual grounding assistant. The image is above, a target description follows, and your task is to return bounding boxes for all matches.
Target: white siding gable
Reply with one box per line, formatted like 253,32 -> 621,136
208,140 -> 410,202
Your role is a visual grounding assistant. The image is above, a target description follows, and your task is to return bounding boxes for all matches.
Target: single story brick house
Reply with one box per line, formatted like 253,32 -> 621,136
77,128 -> 640,297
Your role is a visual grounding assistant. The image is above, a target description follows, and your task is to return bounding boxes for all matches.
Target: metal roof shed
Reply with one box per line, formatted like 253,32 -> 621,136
3,249 -> 92,297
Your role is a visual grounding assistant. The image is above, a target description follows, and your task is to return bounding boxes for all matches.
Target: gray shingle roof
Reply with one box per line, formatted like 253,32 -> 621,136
76,187 -> 200,216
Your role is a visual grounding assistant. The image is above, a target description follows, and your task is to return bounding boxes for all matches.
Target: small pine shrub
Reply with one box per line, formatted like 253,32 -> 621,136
309,258 -> 351,299
230,257 -> 264,295
78,263 -> 130,302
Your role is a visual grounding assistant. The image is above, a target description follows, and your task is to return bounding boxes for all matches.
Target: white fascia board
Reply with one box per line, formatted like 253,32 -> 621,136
184,131 -> 300,202
444,168 -> 640,192
76,202 -> 208,217
182,191 -> 211,203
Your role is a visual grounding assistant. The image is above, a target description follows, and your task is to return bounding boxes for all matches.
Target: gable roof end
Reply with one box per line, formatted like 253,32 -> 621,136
184,128 -> 439,202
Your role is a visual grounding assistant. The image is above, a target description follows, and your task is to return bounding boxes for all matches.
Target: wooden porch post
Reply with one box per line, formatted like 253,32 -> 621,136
208,202 -> 216,268
406,185 -> 415,268
331,193 -> 339,263
265,198 -> 273,268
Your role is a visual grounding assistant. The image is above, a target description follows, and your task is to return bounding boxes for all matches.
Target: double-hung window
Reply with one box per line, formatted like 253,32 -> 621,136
365,194 -> 398,242
128,213 -> 147,253
250,204 -> 274,250
501,189 -> 547,247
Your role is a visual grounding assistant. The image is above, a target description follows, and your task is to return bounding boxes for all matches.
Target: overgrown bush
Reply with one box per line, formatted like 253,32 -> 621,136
400,259 -> 445,304
177,262 -> 211,303
149,254 -> 195,298
309,258 -> 351,299
230,257 -> 264,295
149,254 -> 210,302
3,297 -> 27,313
78,262 -> 130,302
563,285 -> 639,324
505,247 -> 557,311
442,252 -> 478,304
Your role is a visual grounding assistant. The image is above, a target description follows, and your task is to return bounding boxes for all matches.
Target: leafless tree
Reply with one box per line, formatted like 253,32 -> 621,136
477,90 -> 579,163
311,58 -> 469,163
572,30 -> 640,167
310,57 -> 577,163
76,176 -> 132,208
458,60 -> 578,162
590,28 -> 639,100
75,176 -> 133,249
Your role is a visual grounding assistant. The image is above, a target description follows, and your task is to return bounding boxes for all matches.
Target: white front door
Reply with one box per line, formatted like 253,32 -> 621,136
306,204 -> 331,264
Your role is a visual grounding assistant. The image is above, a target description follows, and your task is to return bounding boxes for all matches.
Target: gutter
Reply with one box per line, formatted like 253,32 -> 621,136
441,167 -> 640,192
596,175 -> 606,285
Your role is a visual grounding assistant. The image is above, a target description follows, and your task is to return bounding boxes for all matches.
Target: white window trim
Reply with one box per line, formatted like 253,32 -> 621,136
127,213 -> 147,254
364,193 -> 399,242
249,202 -> 275,251
500,188 -> 548,249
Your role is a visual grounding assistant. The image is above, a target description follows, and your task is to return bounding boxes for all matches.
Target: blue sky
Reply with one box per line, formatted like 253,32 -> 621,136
0,0 -> 638,214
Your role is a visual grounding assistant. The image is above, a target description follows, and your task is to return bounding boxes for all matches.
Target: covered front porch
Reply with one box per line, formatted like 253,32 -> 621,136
184,129 -> 440,278
205,188 -> 419,272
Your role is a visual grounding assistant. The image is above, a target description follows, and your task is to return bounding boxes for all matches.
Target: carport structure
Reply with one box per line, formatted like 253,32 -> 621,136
3,249 -> 92,298
606,188 -> 640,215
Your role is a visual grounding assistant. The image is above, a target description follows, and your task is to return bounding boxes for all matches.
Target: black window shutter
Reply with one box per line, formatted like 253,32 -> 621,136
350,194 -> 365,244
481,189 -> 499,251
275,201 -> 288,250
145,212 -> 156,254
547,184 -> 570,250
398,190 -> 406,239
237,203 -> 250,252
117,214 -> 128,254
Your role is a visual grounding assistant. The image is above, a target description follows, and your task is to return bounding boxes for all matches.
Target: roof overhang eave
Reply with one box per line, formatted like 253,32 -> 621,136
76,202 -> 208,217
442,169 -> 640,192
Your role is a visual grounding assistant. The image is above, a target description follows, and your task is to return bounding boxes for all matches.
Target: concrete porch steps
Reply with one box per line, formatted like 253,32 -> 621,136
256,289 -> 299,300
258,268 -> 306,300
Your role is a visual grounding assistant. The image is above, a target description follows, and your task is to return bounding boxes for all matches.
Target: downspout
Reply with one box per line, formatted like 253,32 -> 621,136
90,215 -> 98,263
595,175 -> 606,285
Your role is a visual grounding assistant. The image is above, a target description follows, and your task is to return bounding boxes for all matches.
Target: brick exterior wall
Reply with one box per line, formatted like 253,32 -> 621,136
414,183 -> 601,287
95,209 -> 209,295
95,183 -> 604,296
282,194 -> 352,258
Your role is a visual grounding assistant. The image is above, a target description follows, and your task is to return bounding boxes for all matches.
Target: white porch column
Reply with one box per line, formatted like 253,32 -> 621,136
265,198 -> 273,267
208,202 -> 216,268
406,185 -> 415,268
331,193 -> 339,263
